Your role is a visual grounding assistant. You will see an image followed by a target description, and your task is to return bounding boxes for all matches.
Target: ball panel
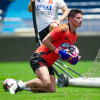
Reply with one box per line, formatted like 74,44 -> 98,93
65,45 -> 79,60
3,78 -> 17,91
72,45 -> 79,57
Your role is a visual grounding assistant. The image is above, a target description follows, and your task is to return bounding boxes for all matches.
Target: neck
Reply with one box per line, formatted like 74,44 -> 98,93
68,23 -> 77,33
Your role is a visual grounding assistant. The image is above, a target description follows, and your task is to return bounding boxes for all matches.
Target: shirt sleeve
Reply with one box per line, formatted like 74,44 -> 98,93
49,27 -> 62,41
57,0 -> 67,9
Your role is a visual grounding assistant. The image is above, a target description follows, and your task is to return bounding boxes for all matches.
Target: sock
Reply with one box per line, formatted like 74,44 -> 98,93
22,82 -> 26,88
18,81 -> 26,89
23,87 -> 31,91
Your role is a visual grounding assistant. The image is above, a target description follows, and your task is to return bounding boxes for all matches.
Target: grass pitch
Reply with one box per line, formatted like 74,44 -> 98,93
0,61 -> 100,100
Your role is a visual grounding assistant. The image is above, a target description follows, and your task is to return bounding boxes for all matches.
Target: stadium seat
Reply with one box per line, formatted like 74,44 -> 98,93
1,0 -> 32,34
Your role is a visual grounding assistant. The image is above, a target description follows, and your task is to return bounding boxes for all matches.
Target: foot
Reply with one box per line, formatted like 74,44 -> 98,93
9,80 -> 23,94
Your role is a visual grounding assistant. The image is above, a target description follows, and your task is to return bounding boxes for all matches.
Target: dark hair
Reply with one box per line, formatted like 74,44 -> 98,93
68,9 -> 83,21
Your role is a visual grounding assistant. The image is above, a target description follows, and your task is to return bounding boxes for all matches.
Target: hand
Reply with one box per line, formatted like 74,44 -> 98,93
52,20 -> 61,25
68,56 -> 79,65
54,48 -> 71,60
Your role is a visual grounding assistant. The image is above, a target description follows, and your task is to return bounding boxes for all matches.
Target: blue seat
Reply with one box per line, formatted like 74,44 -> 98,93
2,0 -> 32,33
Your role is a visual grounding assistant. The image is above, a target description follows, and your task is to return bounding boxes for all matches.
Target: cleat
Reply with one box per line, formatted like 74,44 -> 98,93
9,83 -> 18,94
9,81 -> 22,94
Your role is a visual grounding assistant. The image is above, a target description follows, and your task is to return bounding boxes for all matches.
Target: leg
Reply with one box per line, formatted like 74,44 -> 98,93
49,23 -> 58,32
9,54 -> 56,94
25,66 -> 56,93
10,66 -> 56,94
28,75 -> 56,93
39,23 -> 58,41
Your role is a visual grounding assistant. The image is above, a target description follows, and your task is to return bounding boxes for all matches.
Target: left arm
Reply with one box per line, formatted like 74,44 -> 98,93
53,6 -> 69,25
59,6 -> 69,22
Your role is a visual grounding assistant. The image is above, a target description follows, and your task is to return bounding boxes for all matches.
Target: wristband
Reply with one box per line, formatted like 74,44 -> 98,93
53,48 -> 59,54
58,19 -> 63,23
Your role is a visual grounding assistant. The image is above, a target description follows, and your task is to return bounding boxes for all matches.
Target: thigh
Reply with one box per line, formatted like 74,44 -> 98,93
35,66 -> 56,91
30,53 -> 48,73
49,23 -> 58,32
35,66 -> 50,83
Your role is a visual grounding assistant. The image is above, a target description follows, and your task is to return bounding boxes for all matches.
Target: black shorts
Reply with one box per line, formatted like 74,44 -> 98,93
39,24 -> 50,41
30,53 -> 54,75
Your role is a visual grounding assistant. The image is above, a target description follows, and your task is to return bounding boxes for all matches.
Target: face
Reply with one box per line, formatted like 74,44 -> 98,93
70,13 -> 82,27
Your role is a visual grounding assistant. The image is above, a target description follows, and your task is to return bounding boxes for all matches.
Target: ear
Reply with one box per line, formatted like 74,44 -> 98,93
69,17 -> 72,22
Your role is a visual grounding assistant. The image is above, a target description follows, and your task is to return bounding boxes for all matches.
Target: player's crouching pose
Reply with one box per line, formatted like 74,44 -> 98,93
9,9 -> 83,94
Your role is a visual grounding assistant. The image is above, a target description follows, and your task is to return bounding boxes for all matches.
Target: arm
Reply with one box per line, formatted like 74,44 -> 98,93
59,6 -> 69,22
28,0 -> 35,12
42,34 -> 55,52
42,33 -> 71,60
42,32 -> 79,64
52,6 -> 69,25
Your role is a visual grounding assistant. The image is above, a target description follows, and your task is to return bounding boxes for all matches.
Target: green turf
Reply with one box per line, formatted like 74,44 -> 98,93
0,61 -> 100,100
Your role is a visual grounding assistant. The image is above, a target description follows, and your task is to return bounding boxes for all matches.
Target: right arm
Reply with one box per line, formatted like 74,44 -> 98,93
42,33 -> 71,60
42,28 -> 79,64
42,28 -> 71,60
42,34 -> 55,52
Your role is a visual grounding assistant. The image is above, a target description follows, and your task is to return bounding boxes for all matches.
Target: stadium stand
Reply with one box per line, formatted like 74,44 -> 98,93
0,0 -> 100,34
63,0 -> 100,15
65,0 -> 100,33
0,0 -> 11,33
0,0 -> 32,34
0,0 -> 11,18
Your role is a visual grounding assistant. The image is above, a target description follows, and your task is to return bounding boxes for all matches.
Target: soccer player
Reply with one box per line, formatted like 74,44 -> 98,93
28,0 -> 69,41
10,9 -> 83,94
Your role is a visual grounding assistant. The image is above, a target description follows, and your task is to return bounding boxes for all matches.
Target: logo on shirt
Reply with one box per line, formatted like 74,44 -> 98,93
37,5 -> 52,10
60,43 -> 71,49
48,0 -> 53,4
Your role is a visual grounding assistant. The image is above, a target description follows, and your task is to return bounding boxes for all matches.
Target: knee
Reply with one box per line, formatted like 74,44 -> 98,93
43,80 -> 51,88
43,80 -> 56,93
44,81 -> 56,93
49,88 -> 56,93
51,23 -> 58,27
49,23 -> 58,31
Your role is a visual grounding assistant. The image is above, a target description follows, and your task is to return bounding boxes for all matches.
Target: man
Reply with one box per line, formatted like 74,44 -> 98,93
28,0 -> 69,41
10,9 -> 83,94
29,0 -> 69,81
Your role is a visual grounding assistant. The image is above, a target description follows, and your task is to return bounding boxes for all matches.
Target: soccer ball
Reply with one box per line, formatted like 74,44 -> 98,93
71,45 -> 79,57
3,78 -> 17,91
66,45 -> 79,58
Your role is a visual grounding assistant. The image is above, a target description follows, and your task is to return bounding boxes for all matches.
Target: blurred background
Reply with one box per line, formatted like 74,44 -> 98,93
0,0 -> 100,62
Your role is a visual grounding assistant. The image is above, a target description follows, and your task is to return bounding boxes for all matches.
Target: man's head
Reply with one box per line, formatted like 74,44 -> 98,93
68,9 -> 83,27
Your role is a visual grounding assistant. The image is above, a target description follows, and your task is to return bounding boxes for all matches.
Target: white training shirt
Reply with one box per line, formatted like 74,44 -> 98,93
35,0 -> 66,32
